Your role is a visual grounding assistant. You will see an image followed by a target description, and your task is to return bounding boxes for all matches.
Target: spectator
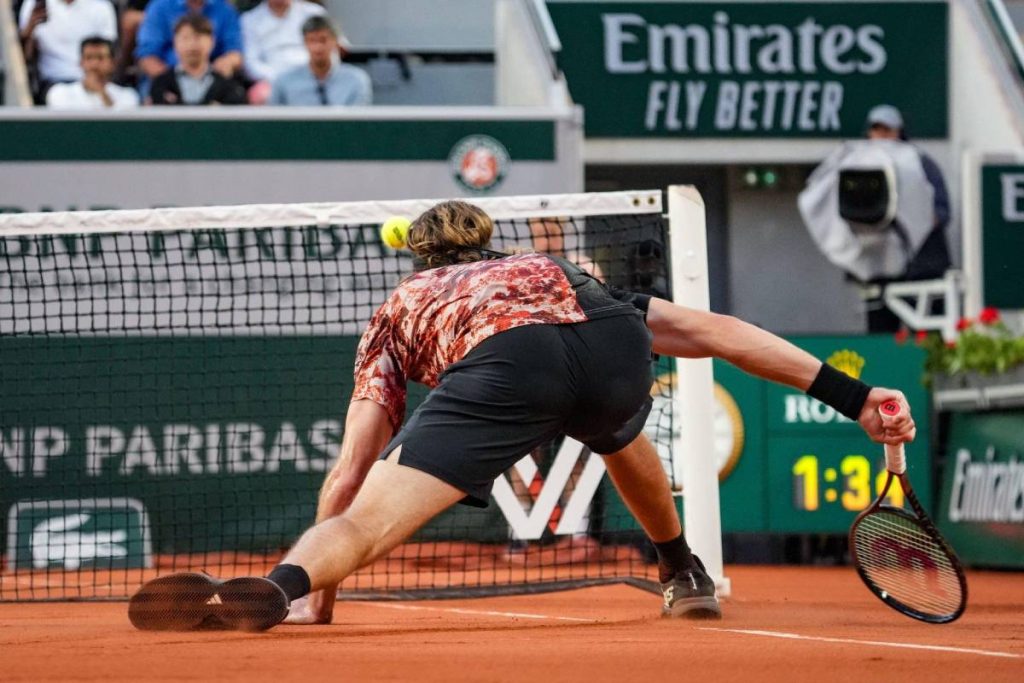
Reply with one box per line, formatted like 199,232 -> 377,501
47,37 -> 140,109
148,15 -> 247,105
18,0 -> 117,98
135,0 -> 243,85
242,0 -> 326,85
269,16 -> 371,106
861,104 -> 952,332
114,0 -> 151,85
528,217 -> 603,279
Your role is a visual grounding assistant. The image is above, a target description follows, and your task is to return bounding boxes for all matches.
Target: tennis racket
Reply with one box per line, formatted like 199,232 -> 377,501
849,400 -> 968,623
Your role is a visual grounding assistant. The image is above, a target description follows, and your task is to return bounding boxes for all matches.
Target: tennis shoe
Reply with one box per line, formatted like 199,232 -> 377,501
660,555 -> 722,619
129,572 -> 289,632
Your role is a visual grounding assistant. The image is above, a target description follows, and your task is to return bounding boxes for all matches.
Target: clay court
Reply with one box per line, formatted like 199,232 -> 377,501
2,565 -> 1021,682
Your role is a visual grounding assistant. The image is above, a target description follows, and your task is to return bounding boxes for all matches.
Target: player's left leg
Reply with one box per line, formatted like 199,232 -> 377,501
272,455 -> 464,594
129,455 -> 463,631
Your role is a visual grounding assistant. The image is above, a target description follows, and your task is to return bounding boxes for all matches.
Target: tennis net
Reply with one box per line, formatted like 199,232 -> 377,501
0,190 -> 707,601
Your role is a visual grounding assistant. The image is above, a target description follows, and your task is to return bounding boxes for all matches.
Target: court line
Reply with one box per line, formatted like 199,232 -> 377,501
700,628 -> 1023,660
360,602 -> 598,623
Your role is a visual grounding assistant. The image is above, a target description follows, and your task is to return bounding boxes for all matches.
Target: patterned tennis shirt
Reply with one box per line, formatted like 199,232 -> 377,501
352,253 -> 638,430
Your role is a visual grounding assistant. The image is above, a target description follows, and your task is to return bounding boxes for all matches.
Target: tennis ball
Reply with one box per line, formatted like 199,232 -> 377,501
380,216 -> 411,250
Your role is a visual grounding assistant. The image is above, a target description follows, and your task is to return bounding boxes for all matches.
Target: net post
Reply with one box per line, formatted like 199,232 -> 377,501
666,185 -> 730,597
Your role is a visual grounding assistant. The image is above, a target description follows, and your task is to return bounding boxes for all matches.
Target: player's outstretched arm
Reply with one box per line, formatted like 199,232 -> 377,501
644,298 -> 915,445
284,399 -> 393,625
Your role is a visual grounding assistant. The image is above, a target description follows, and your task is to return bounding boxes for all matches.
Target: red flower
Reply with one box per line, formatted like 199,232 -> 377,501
894,327 -> 910,344
945,340 -> 957,349
915,330 -> 929,344
979,306 -> 1001,325
956,317 -> 973,332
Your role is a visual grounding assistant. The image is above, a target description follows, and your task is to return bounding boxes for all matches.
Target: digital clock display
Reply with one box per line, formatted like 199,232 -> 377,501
791,453 -> 904,512
761,435 -> 928,533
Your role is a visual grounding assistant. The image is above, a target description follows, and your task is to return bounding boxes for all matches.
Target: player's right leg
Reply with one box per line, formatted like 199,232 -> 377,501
601,434 -> 720,619
561,314 -> 720,619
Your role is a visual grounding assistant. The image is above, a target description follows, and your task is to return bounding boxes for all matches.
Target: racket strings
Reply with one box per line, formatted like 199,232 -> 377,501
852,510 -> 963,616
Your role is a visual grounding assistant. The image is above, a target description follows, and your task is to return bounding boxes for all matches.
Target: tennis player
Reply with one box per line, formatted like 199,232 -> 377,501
129,201 -> 916,631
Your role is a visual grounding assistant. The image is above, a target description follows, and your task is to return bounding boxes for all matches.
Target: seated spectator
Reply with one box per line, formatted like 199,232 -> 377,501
47,37 -> 140,109
242,0 -> 326,87
135,0 -> 243,85
148,16 -> 247,105
269,16 -> 371,106
18,0 -> 117,98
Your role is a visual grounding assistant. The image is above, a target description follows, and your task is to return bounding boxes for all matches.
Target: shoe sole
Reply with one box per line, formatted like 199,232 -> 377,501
129,573 -> 288,632
662,596 -> 723,620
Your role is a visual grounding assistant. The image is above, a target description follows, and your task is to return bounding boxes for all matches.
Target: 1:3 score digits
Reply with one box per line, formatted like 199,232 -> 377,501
792,454 -> 904,512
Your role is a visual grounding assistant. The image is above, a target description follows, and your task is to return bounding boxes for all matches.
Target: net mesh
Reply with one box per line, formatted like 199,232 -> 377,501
0,193 -> 681,601
851,509 -> 963,618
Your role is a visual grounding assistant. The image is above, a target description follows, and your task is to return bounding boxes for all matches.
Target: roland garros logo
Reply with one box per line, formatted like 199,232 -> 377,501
449,135 -> 510,193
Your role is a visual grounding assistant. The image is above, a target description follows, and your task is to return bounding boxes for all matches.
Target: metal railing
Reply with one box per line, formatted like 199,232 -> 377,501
525,0 -> 562,80
986,0 -> 1024,83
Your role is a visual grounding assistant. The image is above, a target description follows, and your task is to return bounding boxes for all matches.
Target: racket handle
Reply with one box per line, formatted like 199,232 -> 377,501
879,400 -> 907,474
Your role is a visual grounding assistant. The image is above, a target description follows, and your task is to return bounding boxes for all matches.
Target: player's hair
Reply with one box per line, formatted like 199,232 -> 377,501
407,201 -> 495,269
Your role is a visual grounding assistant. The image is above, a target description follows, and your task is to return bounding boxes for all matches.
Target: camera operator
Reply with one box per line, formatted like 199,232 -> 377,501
860,105 -> 952,332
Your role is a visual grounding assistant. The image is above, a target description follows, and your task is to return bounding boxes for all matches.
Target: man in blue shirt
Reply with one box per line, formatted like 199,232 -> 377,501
136,0 -> 243,85
269,16 -> 371,106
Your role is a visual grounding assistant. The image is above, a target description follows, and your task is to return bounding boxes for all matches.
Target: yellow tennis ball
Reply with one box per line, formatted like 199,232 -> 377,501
380,216 -> 411,250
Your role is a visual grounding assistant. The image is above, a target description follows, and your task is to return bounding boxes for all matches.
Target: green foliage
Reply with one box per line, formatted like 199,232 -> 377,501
914,308 -> 1024,385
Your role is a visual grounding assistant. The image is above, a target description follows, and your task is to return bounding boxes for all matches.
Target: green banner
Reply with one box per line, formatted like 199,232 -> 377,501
546,1 -> 948,138
0,336 -> 354,555
765,336 -> 930,532
0,336 -> 453,556
604,335 -> 930,535
717,335 -> 930,533
1,334 -> 931,551
981,164 -> 1024,309
938,411 -> 1024,568
0,119 -> 555,162
8,499 -> 151,570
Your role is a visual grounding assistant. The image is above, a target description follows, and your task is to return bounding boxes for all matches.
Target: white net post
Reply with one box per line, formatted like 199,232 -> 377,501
667,185 -> 730,597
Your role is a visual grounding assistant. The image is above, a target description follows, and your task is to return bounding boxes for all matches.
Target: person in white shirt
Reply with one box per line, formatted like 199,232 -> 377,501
243,0 -> 327,84
47,37 -> 140,110
19,0 -> 117,94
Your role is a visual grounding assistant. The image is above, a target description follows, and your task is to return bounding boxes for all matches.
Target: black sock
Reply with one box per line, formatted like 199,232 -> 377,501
653,533 -> 695,583
267,563 -> 311,602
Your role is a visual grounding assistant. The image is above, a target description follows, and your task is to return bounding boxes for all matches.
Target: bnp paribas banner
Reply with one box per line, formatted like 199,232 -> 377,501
546,1 -> 948,138
938,412 -> 1024,568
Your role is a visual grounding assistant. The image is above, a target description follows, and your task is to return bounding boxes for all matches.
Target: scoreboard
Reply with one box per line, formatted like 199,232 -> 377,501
713,335 -> 930,534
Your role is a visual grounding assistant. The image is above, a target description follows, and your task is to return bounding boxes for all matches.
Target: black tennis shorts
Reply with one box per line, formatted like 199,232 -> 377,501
380,313 -> 654,507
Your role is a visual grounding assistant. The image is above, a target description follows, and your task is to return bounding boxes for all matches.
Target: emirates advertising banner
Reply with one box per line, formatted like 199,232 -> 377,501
546,1 -> 948,138
938,412 -> 1024,568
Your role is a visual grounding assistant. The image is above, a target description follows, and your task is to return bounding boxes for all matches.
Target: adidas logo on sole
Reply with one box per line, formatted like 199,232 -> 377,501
205,594 -> 223,605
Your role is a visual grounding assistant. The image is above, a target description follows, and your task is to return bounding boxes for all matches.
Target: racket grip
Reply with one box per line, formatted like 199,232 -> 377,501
879,400 -> 907,475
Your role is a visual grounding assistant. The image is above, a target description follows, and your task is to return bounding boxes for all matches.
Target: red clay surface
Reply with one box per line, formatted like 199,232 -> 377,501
2,566 -> 1022,682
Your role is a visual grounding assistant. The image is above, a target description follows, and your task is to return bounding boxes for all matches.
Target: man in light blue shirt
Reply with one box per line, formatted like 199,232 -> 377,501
269,16 -> 371,106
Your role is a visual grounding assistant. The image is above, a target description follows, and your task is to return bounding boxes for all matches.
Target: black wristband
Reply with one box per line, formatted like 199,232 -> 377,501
806,363 -> 872,421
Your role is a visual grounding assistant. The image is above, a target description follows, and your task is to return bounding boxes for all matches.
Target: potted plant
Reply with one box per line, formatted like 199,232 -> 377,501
903,307 -> 1024,390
